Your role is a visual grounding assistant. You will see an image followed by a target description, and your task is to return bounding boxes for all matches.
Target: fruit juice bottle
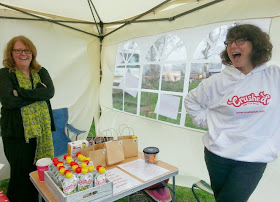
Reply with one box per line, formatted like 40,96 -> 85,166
52,161 -> 64,184
66,155 -> 73,165
62,154 -> 70,164
48,158 -> 59,178
57,167 -> 66,189
88,165 -> 97,178
94,166 -> 107,186
49,157 -> 59,171
77,167 -> 93,191
77,154 -> 86,164
61,171 -> 78,195
84,157 -> 94,166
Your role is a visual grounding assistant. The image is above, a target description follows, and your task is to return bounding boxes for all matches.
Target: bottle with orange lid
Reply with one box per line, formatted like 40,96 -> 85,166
94,166 -> 107,186
61,170 -> 78,195
77,167 -> 93,191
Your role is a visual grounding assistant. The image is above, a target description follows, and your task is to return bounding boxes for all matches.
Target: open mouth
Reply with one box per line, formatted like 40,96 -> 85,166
232,52 -> 241,59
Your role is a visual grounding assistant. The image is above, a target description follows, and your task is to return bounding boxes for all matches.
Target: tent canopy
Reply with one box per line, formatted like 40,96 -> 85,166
0,0 -> 226,38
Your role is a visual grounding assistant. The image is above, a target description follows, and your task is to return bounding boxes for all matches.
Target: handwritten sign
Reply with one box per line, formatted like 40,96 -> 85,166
118,159 -> 169,181
106,168 -> 142,194
118,71 -> 139,97
155,94 -> 180,119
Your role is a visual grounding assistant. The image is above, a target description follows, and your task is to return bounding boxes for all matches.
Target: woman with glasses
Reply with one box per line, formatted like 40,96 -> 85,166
185,24 -> 278,201
0,35 -> 55,202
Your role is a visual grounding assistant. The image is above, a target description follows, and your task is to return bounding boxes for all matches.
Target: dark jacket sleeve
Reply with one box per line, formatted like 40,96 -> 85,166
17,67 -> 55,101
0,68 -> 34,109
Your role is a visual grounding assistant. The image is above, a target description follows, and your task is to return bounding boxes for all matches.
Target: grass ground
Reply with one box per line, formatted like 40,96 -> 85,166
0,178 -> 214,201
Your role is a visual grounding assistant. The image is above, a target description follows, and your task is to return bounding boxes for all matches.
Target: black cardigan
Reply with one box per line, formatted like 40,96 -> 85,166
0,67 -> 55,138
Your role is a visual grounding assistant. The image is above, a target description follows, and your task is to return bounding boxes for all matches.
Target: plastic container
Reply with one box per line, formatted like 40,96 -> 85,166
36,157 -> 52,181
143,147 -> 159,164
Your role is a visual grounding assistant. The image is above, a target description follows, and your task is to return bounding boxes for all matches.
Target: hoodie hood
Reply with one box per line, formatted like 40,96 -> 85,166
222,63 -> 268,81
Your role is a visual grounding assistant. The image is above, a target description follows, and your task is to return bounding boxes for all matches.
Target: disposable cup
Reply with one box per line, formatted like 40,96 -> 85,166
36,158 -> 52,181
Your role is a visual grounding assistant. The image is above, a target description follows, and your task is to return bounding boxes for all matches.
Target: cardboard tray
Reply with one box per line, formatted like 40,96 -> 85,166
44,172 -> 113,202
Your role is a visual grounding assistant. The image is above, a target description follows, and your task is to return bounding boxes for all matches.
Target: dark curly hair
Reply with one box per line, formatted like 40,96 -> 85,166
221,24 -> 272,67
3,35 -> 41,72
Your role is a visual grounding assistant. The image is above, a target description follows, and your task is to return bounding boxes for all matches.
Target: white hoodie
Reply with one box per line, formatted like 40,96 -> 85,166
185,63 -> 280,163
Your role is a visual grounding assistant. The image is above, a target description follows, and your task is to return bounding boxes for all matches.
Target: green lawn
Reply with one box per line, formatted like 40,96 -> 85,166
0,178 -> 214,201
0,178 -> 9,195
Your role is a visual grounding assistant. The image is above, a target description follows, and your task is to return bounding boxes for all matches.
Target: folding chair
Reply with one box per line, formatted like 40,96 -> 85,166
52,108 -> 86,157
192,180 -> 213,202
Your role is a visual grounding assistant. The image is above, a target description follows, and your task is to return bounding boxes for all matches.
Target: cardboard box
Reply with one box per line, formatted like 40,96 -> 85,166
44,172 -> 113,202
67,140 -> 89,158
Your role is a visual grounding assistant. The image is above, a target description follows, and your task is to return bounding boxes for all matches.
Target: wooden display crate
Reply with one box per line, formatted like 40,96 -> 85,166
44,172 -> 113,202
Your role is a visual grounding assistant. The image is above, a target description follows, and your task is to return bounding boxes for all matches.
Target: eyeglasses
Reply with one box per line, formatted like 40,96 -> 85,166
224,38 -> 248,47
12,49 -> 32,54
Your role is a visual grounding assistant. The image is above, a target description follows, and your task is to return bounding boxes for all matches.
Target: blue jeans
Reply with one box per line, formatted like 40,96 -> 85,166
204,148 -> 267,202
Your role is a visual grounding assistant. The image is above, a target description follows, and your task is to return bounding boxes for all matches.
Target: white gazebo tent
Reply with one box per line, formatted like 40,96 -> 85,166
0,0 -> 280,201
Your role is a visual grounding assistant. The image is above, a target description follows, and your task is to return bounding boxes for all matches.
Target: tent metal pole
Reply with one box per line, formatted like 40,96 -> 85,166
88,0 -> 102,23
0,16 -> 97,24
99,21 -> 104,82
0,3 -> 99,38
103,0 -> 172,37
170,0 -> 225,20
103,0 -> 224,37
88,0 -> 101,35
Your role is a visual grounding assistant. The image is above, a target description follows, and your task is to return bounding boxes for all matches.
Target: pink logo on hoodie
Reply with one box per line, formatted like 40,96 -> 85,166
227,91 -> 271,107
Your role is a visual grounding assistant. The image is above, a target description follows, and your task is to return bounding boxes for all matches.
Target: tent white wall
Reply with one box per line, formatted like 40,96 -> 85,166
0,0 -> 280,201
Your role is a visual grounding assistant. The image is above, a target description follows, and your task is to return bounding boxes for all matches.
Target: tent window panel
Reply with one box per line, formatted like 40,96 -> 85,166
209,25 -> 228,46
128,54 -> 139,63
193,40 -> 222,60
146,46 -> 157,62
124,92 -> 138,114
166,43 -> 186,61
116,53 -> 126,64
113,89 -> 123,111
140,92 -> 158,119
127,65 -> 140,69
142,64 -> 160,90
122,41 -> 138,51
189,63 -> 223,91
161,63 -> 186,92
158,95 -> 182,125
153,34 -> 184,62
114,66 -> 126,87
193,25 -> 229,60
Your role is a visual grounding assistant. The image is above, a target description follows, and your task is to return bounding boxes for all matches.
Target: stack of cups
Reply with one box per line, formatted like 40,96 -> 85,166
36,158 -> 52,181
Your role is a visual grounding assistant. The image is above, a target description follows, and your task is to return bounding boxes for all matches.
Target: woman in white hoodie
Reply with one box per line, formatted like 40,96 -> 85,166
185,24 -> 277,201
